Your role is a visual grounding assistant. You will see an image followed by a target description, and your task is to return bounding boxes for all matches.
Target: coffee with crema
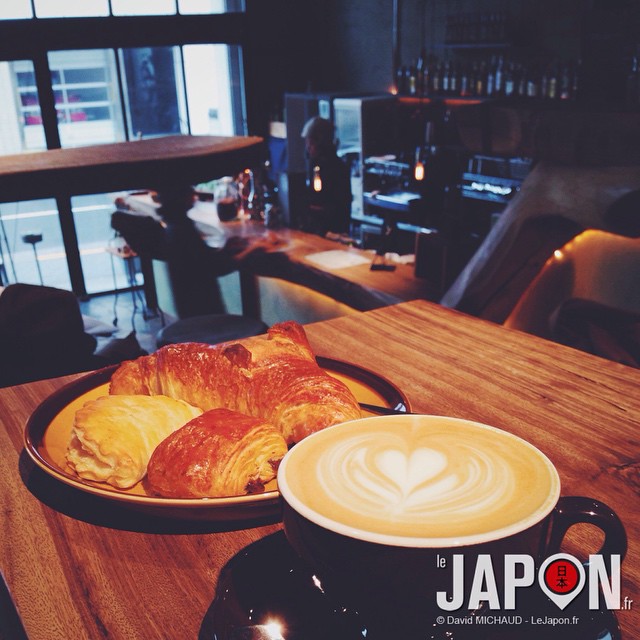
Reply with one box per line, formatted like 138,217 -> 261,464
278,415 -> 560,546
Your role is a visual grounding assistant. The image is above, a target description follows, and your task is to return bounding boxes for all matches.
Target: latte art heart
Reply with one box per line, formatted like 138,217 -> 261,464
342,446 -> 457,514
319,436 -> 513,521
279,416 -> 560,544
375,447 -> 447,496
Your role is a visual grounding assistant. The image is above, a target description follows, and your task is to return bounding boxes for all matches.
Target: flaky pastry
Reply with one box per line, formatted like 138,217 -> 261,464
66,394 -> 202,489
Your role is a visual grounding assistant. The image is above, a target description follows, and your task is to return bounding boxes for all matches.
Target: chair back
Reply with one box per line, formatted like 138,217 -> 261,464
505,230 -> 640,342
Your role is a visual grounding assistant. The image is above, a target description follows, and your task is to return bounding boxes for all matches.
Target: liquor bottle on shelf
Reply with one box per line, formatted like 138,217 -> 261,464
545,61 -> 558,100
540,65 -> 549,100
503,60 -> 515,98
559,62 -> 571,100
441,59 -> 451,95
468,61 -> 479,97
493,55 -> 504,97
516,63 -> 527,98
485,58 -> 496,97
474,60 -> 487,97
626,52 -> 640,107
431,59 -> 442,95
408,63 -> 418,96
416,48 -> 426,96
459,61 -> 471,97
422,61 -> 431,97
449,60 -> 459,96
526,64 -> 540,99
571,59 -> 581,101
395,65 -> 407,95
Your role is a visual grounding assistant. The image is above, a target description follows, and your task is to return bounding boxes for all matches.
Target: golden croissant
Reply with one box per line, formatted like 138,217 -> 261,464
109,321 -> 362,444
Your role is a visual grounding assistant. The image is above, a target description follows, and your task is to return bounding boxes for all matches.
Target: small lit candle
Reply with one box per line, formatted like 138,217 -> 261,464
313,165 -> 322,192
414,159 -> 425,181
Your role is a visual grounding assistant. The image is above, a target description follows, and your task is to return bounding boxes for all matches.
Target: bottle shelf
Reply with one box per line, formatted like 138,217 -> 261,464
442,42 -> 511,50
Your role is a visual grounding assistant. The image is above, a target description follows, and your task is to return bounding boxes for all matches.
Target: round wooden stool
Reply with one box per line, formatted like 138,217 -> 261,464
156,314 -> 268,348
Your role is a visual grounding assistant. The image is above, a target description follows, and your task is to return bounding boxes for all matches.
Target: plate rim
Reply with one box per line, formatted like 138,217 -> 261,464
23,358 -> 411,512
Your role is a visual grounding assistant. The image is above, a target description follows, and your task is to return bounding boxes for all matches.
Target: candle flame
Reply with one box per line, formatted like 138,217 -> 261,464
313,165 -> 322,192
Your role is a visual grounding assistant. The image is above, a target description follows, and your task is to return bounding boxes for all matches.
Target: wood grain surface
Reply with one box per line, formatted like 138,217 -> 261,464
235,224 -> 436,311
0,135 -> 264,202
1,300 -> 638,639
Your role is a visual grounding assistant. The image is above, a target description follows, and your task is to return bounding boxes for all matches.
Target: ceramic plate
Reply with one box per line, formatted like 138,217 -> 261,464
24,358 -> 410,521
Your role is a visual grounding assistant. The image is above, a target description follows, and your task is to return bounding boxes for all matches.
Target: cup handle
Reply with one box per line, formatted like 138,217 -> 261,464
546,496 -> 627,559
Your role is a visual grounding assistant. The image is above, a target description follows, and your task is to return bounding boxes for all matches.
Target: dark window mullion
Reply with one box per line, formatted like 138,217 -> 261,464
32,51 -> 61,149
178,46 -> 191,135
228,45 -> 246,135
33,52 -> 85,295
113,47 -> 131,140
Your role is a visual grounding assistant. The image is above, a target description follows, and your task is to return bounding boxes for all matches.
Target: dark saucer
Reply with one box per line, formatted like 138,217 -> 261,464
208,531 -> 621,640
209,531 -> 369,640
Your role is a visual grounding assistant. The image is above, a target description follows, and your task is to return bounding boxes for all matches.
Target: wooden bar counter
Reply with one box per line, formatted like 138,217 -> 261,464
0,134 -> 264,296
0,135 -> 264,202
232,224 -> 437,314
1,300 -> 639,639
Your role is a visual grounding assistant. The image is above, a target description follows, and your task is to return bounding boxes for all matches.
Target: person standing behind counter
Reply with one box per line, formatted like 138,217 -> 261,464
301,116 -> 352,237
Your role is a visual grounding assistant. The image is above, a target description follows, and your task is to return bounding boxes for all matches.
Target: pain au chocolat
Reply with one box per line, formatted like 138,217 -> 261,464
109,321 -> 362,445
147,408 -> 288,498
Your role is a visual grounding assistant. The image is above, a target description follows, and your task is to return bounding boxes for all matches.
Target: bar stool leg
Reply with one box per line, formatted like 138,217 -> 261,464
21,232 -> 44,286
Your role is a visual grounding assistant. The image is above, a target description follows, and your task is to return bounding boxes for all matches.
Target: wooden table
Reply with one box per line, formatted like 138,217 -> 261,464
1,300 -> 639,639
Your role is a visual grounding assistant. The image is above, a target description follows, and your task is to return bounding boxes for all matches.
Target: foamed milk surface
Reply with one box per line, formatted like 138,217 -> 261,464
282,416 -> 559,540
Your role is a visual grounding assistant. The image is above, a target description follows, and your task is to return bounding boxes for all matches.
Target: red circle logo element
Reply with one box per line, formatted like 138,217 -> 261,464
543,558 -> 581,595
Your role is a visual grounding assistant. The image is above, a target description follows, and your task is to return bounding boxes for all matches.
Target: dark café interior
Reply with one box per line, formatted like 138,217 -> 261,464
1,2 -> 640,640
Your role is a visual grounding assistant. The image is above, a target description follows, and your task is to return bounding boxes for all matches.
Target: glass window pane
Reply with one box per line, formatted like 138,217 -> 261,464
178,0 -> 229,14
64,67 -> 107,84
72,193 -> 138,294
34,0 -> 109,18
0,193 -> 146,299
48,50 -> 126,148
79,106 -> 112,121
2,61 -> 46,153
0,199 -> 71,289
15,70 -> 36,87
66,87 -> 110,103
0,0 -> 33,19
111,0 -> 176,16
183,44 -> 236,135
19,91 -> 39,107
120,47 -> 187,138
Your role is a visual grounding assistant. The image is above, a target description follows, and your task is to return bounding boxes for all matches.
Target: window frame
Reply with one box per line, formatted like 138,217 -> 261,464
0,10 -> 248,296
0,13 -> 247,141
